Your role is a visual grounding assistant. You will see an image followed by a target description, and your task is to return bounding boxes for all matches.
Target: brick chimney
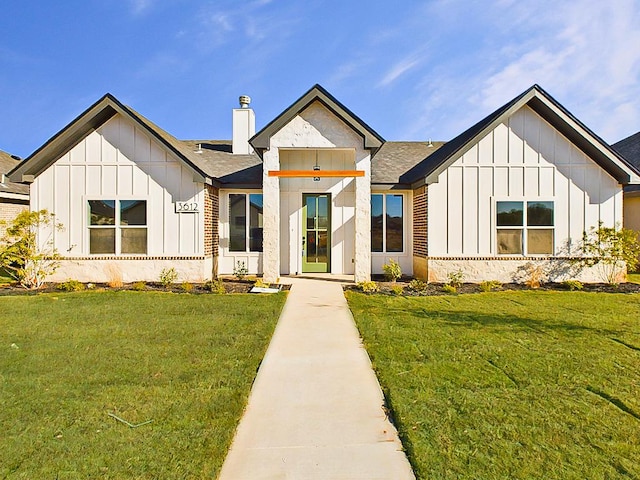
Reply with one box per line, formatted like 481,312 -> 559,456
232,95 -> 255,154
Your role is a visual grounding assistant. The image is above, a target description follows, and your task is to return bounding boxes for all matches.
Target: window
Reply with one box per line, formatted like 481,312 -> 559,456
371,193 -> 404,253
496,201 -> 554,255
89,200 -> 147,254
229,193 -> 263,252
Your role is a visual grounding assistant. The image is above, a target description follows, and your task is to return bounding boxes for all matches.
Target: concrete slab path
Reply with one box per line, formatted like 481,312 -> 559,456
218,277 -> 415,480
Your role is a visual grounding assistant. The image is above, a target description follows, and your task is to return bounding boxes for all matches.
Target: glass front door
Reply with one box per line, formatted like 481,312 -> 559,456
302,194 -> 330,273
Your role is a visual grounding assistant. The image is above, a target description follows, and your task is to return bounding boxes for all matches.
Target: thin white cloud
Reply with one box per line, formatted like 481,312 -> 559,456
130,0 -> 153,16
377,56 -> 422,88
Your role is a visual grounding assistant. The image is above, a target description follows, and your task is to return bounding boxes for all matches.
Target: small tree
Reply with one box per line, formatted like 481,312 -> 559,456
574,222 -> 640,284
0,210 -> 63,289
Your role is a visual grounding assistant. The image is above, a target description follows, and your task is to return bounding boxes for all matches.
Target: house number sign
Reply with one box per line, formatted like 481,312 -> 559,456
174,201 -> 201,213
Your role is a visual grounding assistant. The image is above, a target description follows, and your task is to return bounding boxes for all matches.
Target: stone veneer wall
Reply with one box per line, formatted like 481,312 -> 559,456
427,257 -> 607,284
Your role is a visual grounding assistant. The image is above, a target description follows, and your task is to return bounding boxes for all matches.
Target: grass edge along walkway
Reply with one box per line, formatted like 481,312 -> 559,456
0,290 -> 287,479
347,289 -> 640,480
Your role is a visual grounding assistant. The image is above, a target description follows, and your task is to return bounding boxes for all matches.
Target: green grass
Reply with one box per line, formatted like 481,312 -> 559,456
0,290 -> 286,479
347,290 -> 640,479
628,272 -> 640,284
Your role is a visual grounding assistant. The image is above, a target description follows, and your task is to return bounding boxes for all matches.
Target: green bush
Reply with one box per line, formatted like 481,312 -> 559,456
441,284 -> 457,294
233,261 -> 248,280
382,259 -> 402,282
57,279 -> 85,292
181,282 -> 194,293
479,280 -> 502,292
447,269 -> 465,288
358,281 -> 379,293
254,278 -> 269,288
205,279 -> 226,294
131,281 -> 146,291
390,284 -> 404,295
408,278 -> 427,293
159,268 -> 178,288
562,279 -> 584,291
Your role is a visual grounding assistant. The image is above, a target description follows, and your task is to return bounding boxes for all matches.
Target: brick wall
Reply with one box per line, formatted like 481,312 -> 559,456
0,201 -> 28,238
412,186 -> 427,258
204,185 -> 219,257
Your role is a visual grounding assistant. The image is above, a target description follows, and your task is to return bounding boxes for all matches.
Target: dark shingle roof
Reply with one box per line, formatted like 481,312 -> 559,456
0,150 -> 29,197
400,84 -> 640,187
613,131 -> 640,193
372,141 -> 444,185
180,141 -> 262,187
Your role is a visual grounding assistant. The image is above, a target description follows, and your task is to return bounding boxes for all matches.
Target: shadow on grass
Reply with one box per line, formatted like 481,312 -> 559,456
403,308 -> 619,336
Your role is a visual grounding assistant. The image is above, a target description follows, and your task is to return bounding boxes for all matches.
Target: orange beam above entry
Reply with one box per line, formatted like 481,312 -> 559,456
268,170 -> 365,178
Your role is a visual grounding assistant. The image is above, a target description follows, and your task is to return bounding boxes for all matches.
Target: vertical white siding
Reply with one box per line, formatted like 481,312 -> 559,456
31,114 -> 204,256
428,105 -> 623,256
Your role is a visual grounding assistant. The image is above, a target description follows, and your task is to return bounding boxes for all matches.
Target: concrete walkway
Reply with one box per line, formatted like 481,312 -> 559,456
218,277 -> 415,480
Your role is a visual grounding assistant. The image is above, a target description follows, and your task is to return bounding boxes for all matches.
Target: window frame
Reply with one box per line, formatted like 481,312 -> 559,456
227,192 -> 264,253
87,199 -> 148,255
371,192 -> 406,254
495,199 -> 555,256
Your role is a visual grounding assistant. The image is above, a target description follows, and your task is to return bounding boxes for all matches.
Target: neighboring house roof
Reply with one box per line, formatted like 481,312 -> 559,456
0,150 -> 29,201
401,84 -> 640,188
250,84 -> 385,158
372,141 -> 444,186
613,131 -> 640,193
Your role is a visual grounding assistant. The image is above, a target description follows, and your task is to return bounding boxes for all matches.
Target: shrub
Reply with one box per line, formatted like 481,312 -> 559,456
131,281 -> 146,291
233,261 -> 248,280
382,259 -> 402,282
447,269 -> 465,288
159,267 -> 178,288
573,222 -> 640,285
524,263 -> 545,289
358,281 -> 379,293
441,284 -> 457,294
205,279 -> 226,294
479,280 -> 502,292
0,210 -> 63,289
391,284 -> 404,295
408,278 -> 427,293
562,279 -> 584,291
254,278 -> 269,288
181,281 -> 194,293
57,279 -> 85,292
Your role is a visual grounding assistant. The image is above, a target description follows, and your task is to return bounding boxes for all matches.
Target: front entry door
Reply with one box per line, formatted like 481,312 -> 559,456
302,194 -> 331,273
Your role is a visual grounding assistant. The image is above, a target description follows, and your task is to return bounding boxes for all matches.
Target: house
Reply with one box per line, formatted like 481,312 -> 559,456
0,150 -> 29,237
8,84 -> 640,283
613,131 -> 640,243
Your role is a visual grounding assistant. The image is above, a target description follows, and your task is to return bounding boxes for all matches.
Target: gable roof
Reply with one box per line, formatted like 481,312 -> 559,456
401,84 -> 640,188
0,150 -> 29,200
250,84 -> 385,158
8,94 -> 215,186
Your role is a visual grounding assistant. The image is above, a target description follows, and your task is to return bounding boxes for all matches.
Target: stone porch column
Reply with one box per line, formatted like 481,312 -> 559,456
354,154 -> 371,282
262,149 -> 280,283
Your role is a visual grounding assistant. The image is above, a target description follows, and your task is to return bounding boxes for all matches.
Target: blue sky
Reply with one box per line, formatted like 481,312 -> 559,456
1,0 -> 640,158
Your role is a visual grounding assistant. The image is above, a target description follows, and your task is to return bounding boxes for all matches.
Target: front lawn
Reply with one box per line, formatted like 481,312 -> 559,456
347,290 -> 640,479
1,291 -> 286,479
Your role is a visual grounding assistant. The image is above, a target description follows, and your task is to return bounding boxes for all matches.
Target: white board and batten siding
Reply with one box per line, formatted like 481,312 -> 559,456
428,105 -> 622,258
31,114 -> 207,282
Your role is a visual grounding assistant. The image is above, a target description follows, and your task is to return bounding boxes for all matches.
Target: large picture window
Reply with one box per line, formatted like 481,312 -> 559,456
496,201 -> 554,255
88,200 -> 147,254
371,193 -> 404,253
229,193 -> 263,252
